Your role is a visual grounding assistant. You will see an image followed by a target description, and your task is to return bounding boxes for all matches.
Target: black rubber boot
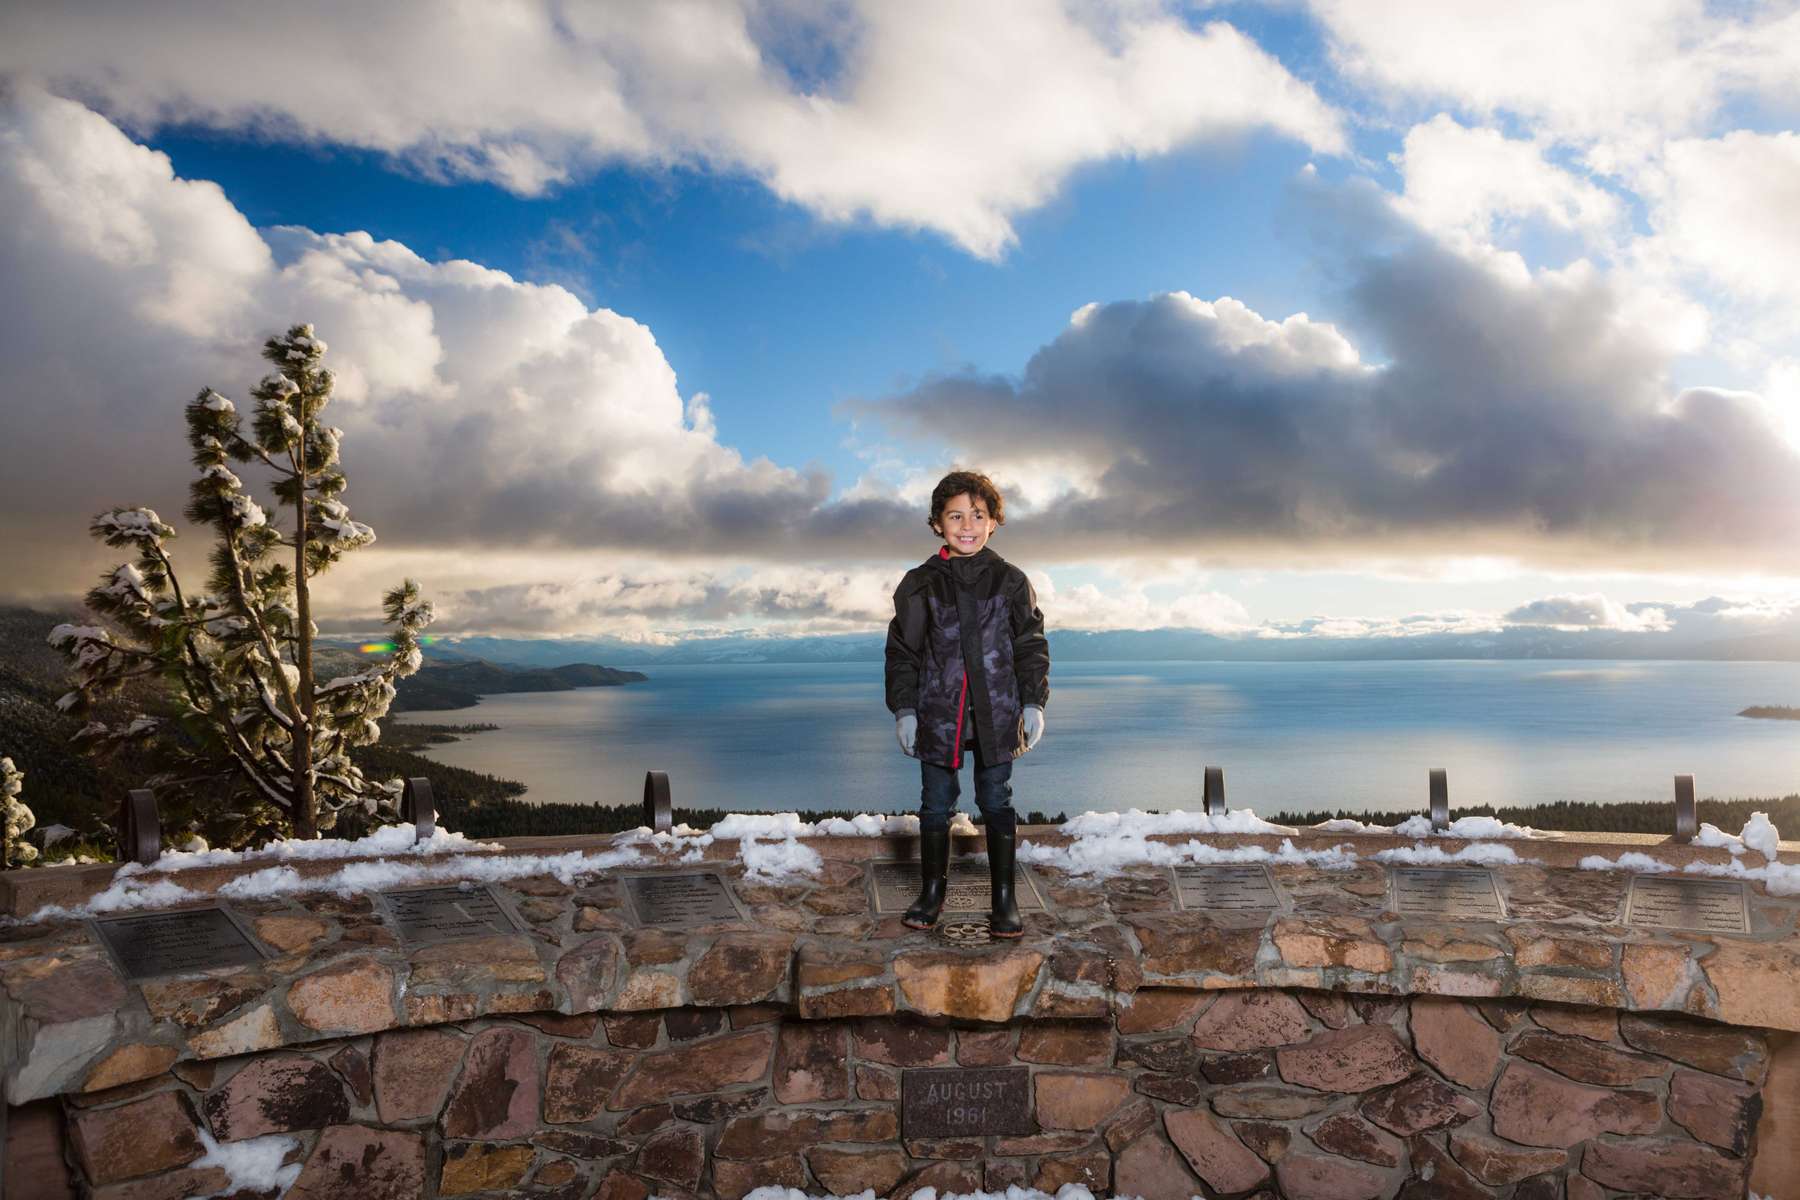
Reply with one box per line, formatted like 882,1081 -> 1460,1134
987,816 -> 1023,938
903,828 -> 950,929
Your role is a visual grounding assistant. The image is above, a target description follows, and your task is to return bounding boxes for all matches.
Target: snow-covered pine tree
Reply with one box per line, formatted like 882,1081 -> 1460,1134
2,757 -> 36,866
50,324 -> 433,845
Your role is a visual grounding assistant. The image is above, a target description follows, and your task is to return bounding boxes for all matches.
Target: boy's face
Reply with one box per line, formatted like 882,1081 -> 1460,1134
934,492 -> 994,557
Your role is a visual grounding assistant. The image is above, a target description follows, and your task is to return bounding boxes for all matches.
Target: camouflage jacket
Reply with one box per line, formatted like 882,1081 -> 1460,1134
884,546 -> 1050,769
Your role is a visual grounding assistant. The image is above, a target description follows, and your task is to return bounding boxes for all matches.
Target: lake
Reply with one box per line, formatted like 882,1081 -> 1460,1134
394,660 -> 1800,819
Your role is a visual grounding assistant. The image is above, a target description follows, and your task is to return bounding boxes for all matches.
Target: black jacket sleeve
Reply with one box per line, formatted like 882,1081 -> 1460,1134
1009,569 -> 1050,709
884,571 -> 927,714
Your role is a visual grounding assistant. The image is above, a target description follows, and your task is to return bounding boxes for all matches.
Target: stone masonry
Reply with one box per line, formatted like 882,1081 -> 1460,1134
2,827 -> 1796,1197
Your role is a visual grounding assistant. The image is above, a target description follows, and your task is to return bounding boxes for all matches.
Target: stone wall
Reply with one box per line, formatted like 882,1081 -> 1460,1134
4,828 -> 1798,1197
36,991 -> 1770,1198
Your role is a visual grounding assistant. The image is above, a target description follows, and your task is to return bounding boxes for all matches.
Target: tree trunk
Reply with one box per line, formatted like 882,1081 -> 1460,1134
293,424 -> 316,840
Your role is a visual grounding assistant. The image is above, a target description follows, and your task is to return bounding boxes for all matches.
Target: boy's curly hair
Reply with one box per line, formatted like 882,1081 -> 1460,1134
928,470 -> 1006,535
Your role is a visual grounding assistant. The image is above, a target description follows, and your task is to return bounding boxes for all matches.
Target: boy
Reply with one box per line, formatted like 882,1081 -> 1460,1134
884,470 -> 1049,937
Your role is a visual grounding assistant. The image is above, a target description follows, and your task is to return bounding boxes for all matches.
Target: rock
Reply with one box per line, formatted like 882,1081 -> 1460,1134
957,1028 -> 1016,1065
1399,1137 -> 1488,1200
1489,1061 -> 1660,1148
1518,974 -> 1624,1008
854,1019 -> 952,1067
543,1044 -> 634,1123
1135,1074 -> 1204,1104
713,1156 -> 807,1200
1274,1153 -> 1389,1200
71,1091 -> 202,1184
1201,1050 -> 1275,1084
619,1103 -> 672,1134
91,1166 -> 228,1200
1581,1137 -> 1749,1199
592,1171 -> 653,1200
800,980 -> 895,1018
773,1022 -> 849,1103
532,1131 -> 633,1157
1112,1131 -> 1203,1200
809,1148 -> 908,1194
515,1012 -> 601,1038
1190,991 -> 1313,1051
1409,998 -> 1500,1089
1668,1066 -> 1761,1154
729,1002 -> 788,1027
1401,928 -> 1506,962
1529,1003 -> 1616,1041
81,1043 -> 178,1093
986,1160 -> 1032,1190
1273,915 -> 1393,973
202,1054 -> 349,1139
287,1126 -> 425,1200
602,1014 -> 661,1048
1105,1099 -> 1159,1151
892,948 -> 1043,1021
373,1027 -> 464,1123
1018,1021 -> 1114,1066
888,1161 -> 980,1198
672,1088 -> 767,1124
187,1003 -> 284,1059
1701,937 -> 1800,1030
1308,1113 -> 1402,1167
1509,1028 -> 1665,1085
555,936 -> 622,1010
1618,1012 -> 1768,1082
1210,1085 -> 1334,1120
1033,1150 -> 1110,1191
1277,1025 -> 1416,1093
611,1028 -> 776,1108
1120,1037 -> 1199,1074
329,1045 -> 373,1106
1231,1121 -> 1291,1163
795,946 -> 886,989
253,915 -> 330,953
286,957 -> 396,1034
1446,1128 -> 1568,1185
439,1142 -> 535,1195
1297,990 -> 1356,1028
1358,1073 -> 1481,1136
1118,989 -> 1210,1034
716,1108 -> 900,1158
443,1027 -> 539,1138
1127,914 -> 1262,981
688,931 -> 794,1005
1513,1175 -> 1566,1200
857,1065 -> 899,1100
663,1009 -> 725,1041
1164,1108 -> 1270,1193
1621,941 -> 1697,1008
615,969 -> 682,1010
1034,1071 -> 1131,1129
638,1127 -> 705,1191
1506,926 -> 1613,970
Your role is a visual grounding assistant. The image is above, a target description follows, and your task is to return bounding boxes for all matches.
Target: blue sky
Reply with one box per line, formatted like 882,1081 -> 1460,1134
2,1 -> 1798,643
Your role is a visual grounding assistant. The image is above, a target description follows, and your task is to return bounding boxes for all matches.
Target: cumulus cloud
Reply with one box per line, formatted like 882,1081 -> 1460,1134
1649,131 -> 1800,321
1392,115 -> 1622,243
1502,593 -> 1670,632
1311,0 -> 1798,151
0,1 -> 1344,259
0,86 -> 926,601
861,178 -> 1800,572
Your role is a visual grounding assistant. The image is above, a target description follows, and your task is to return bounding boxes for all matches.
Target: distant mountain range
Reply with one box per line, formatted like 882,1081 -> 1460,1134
394,660 -> 648,711
387,623 -> 1800,670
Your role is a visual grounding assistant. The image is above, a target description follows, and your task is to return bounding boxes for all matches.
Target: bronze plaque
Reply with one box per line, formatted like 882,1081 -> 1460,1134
379,885 -> 520,946
1626,875 -> 1749,933
1391,867 -> 1506,919
90,906 -> 266,981
623,871 -> 747,926
870,860 -> 1047,915
902,1066 -> 1031,1137
1171,864 -> 1284,912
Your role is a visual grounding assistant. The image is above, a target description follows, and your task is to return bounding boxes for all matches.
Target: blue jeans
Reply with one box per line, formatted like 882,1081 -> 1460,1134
919,742 -> 1015,834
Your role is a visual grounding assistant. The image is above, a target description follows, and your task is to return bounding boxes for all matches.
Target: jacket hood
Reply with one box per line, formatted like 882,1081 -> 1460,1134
927,545 -> 1002,577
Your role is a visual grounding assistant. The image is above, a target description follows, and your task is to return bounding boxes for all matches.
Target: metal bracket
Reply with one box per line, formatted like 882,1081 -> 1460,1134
643,770 -> 672,834
1202,766 -> 1226,817
118,788 -> 161,866
1673,774 -> 1697,843
1429,768 -> 1449,832
401,776 -> 437,842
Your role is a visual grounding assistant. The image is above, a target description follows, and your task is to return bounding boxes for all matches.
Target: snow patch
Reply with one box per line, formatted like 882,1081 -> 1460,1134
114,823 -> 499,877
1021,833 -> 1358,878
189,1128 -> 301,1198
744,1186 -> 1103,1200
1391,814 -> 1551,839
1062,807 -> 1295,839
1578,813 -> 1798,894
1374,842 -> 1531,867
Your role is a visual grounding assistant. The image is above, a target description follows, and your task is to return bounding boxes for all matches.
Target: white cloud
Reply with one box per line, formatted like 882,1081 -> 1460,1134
1502,593 -> 1671,632
1650,131 -> 1800,319
1,1 -> 1345,259
1393,115 -> 1622,243
0,86 -> 911,603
